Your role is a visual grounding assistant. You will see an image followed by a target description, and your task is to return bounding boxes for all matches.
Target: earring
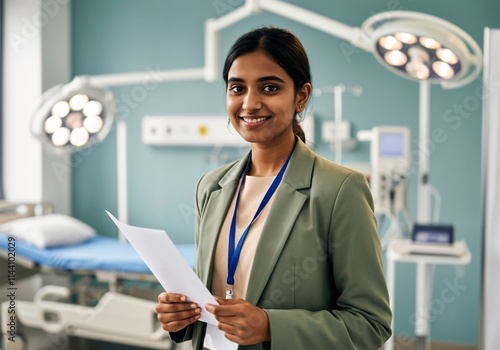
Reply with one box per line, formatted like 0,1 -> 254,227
299,105 -> 303,110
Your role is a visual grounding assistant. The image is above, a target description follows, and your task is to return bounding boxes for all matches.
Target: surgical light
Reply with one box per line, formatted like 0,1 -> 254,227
51,101 -> 70,117
70,127 -> 90,147
52,127 -> 70,146
83,100 -> 103,117
83,115 -> 104,133
44,116 -> 62,134
378,35 -> 403,51
394,32 -> 417,45
436,48 -> 459,64
408,63 -> 430,79
384,50 -> 408,66
32,77 -> 115,154
419,37 -> 442,49
432,61 -> 455,79
362,12 -> 481,87
68,93 -> 89,111
375,33 -> 460,81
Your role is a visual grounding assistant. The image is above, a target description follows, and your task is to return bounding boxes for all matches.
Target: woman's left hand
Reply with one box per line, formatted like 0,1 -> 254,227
205,298 -> 271,346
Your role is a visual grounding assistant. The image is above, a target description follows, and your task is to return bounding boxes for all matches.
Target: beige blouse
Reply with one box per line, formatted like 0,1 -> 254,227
211,175 -> 276,299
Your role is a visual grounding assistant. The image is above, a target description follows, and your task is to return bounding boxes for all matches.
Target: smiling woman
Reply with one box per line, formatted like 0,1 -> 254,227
224,27 -> 310,148
224,50 -> 310,169
156,26 -> 392,350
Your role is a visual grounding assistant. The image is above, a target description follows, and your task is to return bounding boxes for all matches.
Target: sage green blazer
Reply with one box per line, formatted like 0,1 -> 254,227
171,139 -> 392,349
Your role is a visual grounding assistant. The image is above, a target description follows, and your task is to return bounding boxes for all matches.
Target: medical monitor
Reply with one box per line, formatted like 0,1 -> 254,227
380,132 -> 405,157
369,126 -> 411,214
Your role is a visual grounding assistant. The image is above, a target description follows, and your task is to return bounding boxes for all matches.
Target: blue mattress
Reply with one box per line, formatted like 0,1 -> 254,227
0,233 -> 195,274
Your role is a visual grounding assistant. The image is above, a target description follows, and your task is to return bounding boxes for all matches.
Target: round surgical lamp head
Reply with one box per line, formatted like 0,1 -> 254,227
361,11 -> 482,89
32,76 -> 115,154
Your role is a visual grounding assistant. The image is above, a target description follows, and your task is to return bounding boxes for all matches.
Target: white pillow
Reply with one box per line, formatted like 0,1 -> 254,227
0,214 -> 96,248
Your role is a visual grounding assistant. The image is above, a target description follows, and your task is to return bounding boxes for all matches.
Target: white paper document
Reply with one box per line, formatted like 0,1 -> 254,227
106,211 -> 237,350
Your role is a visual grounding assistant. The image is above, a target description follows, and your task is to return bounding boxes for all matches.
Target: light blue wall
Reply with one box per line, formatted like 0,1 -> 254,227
71,0 -> 500,346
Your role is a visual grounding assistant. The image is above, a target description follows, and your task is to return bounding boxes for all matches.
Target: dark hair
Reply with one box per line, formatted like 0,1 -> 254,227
222,27 -> 312,143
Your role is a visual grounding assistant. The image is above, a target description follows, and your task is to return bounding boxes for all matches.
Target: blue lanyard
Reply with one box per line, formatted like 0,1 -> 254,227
226,150 -> 293,292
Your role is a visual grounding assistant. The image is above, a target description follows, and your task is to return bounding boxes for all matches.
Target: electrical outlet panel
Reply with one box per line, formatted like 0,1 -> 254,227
321,120 -> 351,143
142,116 -> 247,146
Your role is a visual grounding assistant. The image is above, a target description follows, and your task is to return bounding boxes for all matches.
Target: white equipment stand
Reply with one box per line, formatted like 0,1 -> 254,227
384,239 -> 471,350
357,126 -> 413,249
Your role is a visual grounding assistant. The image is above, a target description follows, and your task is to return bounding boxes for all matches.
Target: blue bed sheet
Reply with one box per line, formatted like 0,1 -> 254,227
0,233 -> 195,273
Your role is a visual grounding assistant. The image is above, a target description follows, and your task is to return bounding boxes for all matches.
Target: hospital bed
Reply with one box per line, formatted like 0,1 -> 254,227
0,219 -> 195,350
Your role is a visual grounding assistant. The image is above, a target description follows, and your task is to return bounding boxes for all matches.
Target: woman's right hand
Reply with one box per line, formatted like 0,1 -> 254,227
155,292 -> 202,332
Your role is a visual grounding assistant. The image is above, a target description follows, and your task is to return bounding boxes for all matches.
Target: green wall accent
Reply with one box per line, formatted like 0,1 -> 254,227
71,0 -> 500,346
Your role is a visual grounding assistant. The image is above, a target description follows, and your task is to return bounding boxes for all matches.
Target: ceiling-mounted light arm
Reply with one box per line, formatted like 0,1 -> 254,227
210,0 -> 261,31
258,0 -> 371,51
205,20 -> 220,82
203,0 -> 373,82
204,0 -> 263,82
86,68 -> 206,87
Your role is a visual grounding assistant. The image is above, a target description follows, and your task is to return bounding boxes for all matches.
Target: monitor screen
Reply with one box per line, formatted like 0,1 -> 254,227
380,132 -> 404,157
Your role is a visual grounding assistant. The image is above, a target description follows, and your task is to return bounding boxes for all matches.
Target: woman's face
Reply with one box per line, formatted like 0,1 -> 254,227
226,50 -> 308,146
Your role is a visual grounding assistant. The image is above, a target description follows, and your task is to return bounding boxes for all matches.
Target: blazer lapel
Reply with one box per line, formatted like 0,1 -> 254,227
245,140 -> 315,304
196,153 -> 250,287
